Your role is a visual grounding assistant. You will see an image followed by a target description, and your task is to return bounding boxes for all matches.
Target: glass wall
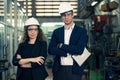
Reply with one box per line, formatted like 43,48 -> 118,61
0,0 -> 27,79
0,0 -> 26,60
0,23 -> 5,59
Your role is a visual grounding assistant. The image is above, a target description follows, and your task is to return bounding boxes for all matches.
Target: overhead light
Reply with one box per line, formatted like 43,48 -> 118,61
12,2 -> 14,5
12,2 -> 20,7
17,2 -> 20,6
21,8 -> 26,13
91,1 -> 98,6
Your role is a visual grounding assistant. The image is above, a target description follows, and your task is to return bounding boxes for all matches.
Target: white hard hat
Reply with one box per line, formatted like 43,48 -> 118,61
24,17 -> 40,26
59,2 -> 73,14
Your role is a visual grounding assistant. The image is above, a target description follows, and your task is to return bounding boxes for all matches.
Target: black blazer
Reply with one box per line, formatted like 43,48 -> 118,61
48,25 -> 87,75
12,40 -> 48,80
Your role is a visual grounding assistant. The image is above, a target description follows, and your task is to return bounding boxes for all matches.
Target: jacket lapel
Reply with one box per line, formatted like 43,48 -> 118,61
69,25 -> 78,44
60,27 -> 64,43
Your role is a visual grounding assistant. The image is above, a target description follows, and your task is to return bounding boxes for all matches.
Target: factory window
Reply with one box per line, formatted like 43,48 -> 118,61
0,0 -> 78,17
17,0 -> 78,17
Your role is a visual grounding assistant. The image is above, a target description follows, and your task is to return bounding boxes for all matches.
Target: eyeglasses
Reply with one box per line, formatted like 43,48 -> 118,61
61,11 -> 73,17
27,28 -> 38,32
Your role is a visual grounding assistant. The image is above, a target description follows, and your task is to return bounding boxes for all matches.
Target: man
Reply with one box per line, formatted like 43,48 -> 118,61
48,2 -> 87,80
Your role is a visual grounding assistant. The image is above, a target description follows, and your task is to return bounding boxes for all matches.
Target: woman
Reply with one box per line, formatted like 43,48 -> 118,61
12,17 -> 48,80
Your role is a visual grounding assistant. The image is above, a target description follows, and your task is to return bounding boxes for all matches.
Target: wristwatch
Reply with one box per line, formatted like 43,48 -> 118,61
58,43 -> 63,48
59,43 -> 63,48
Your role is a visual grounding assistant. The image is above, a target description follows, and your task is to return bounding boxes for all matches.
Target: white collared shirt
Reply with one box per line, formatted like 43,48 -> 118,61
60,23 -> 75,65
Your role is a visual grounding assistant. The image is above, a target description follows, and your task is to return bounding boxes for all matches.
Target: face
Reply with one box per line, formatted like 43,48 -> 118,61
61,11 -> 74,25
27,25 -> 39,40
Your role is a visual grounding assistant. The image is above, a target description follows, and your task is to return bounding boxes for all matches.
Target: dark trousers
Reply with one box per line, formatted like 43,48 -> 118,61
53,66 -> 81,80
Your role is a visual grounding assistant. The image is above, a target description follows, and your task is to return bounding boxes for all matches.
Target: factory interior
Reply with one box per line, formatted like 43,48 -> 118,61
0,0 -> 120,80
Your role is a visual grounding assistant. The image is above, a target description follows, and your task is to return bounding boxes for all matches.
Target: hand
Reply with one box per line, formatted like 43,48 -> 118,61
31,56 -> 45,65
17,54 -> 21,59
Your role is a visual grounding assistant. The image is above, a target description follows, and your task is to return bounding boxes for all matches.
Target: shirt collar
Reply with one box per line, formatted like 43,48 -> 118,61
64,23 -> 75,30
71,23 -> 75,30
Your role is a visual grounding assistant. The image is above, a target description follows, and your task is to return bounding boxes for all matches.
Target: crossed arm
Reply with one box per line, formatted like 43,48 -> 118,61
15,54 -> 45,68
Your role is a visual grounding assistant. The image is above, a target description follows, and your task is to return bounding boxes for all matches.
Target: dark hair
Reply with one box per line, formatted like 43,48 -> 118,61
60,10 -> 73,16
22,25 -> 46,42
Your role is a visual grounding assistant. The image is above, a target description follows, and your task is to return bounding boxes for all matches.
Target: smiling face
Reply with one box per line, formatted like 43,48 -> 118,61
27,25 -> 39,40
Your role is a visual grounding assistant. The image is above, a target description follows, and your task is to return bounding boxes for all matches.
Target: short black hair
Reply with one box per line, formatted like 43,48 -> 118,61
60,10 -> 73,16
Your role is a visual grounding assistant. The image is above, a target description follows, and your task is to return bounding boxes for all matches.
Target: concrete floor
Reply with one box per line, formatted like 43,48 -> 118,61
45,69 -> 53,80
45,68 -> 90,80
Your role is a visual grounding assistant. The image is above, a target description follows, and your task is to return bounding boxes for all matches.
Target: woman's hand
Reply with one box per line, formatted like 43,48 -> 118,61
31,56 -> 45,65
18,55 -> 45,67
17,54 -> 32,68
17,54 -> 21,59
